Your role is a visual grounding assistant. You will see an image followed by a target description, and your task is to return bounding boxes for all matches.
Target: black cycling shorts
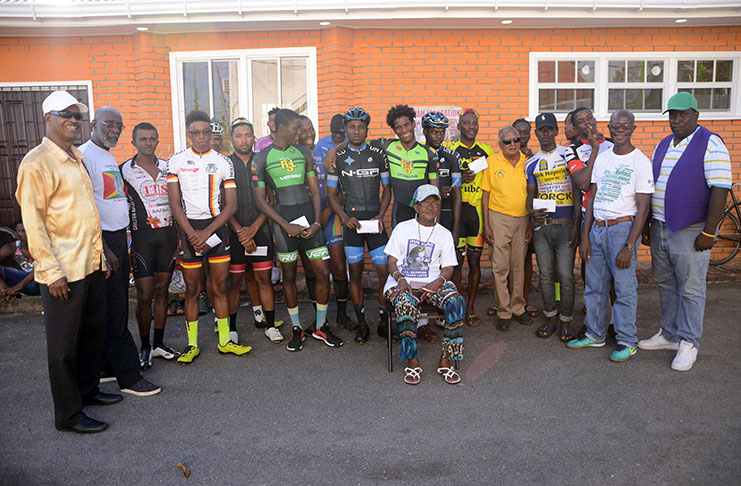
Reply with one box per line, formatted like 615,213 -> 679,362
457,202 -> 484,252
440,210 -> 454,233
229,224 -> 274,273
391,202 -> 416,228
178,218 -> 230,269
130,227 -> 177,279
272,205 -> 329,264
342,210 -> 389,265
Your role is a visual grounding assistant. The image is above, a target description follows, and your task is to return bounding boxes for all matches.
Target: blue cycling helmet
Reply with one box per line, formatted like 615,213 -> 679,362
421,111 -> 449,129
344,107 -> 371,125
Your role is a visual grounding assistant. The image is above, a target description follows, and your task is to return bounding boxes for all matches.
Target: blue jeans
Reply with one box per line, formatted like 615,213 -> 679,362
584,220 -> 638,347
0,266 -> 40,296
532,223 -> 576,322
650,220 -> 709,348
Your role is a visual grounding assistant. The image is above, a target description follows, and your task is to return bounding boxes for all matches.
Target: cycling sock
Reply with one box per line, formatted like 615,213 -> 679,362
152,329 -> 164,349
229,313 -> 237,332
217,317 -> 230,345
288,306 -> 301,329
316,303 -> 328,329
140,334 -> 150,350
353,303 -> 366,324
265,309 -> 275,328
186,320 -> 198,347
253,305 -> 265,325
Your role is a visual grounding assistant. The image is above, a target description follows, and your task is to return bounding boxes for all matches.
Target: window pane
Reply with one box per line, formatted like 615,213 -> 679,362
183,62 -> 210,116
575,89 -> 594,110
677,61 -> 694,82
556,89 -> 575,111
281,58 -> 308,115
539,89 -> 555,111
609,60 -> 625,83
696,61 -> 713,82
694,88 -> 711,109
608,89 -> 624,111
538,61 -> 555,83
251,59 -> 279,140
627,61 -> 645,82
712,88 -> 731,110
647,61 -> 664,82
558,61 -> 575,83
625,89 -> 643,110
716,60 -> 733,82
644,89 -> 662,111
577,61 -> 595,83
212,60 -> 239,139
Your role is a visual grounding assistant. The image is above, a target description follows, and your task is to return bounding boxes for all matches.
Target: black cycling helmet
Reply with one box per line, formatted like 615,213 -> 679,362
421,111 -> 449,129
344,107 -> 371,125
210,117 -> 224,135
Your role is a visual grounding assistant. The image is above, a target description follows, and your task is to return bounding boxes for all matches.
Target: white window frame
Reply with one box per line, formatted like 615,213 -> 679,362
169,47 -> 318,151
0,80 -> 95,113
529,51 -> 741,121
531,57 -> 598,115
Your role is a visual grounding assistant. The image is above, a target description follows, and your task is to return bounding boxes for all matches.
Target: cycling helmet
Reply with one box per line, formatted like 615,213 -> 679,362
210,117 -> 224,135
421,111 -> 449,129
344,107 -> 371,125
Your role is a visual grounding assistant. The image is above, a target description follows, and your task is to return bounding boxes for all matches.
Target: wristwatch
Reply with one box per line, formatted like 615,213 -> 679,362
625,242 -> 635,251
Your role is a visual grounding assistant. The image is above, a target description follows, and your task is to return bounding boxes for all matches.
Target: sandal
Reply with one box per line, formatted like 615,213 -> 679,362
559,324 -> 574,343
437,367 -> 461,385
526,304 -> 539,317
486,304 -> 498,316
535,321 -> 557,338
465,313 -> 481,327
404,367 -> 422,385
417,325 -> 438,344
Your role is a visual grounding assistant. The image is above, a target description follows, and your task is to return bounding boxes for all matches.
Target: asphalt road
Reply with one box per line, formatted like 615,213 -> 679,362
0,283 -> 739,485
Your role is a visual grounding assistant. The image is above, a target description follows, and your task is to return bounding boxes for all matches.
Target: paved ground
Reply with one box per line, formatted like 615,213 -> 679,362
1,283 -> 739,485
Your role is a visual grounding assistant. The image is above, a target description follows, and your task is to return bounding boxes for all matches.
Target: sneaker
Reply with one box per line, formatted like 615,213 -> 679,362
229,331 -> 239,344
287,327 -> 305,352
312,325 -> 344,347
217,340 -> 252,356
151,344 -> 180,360
566,336 -> 606,349
638,329 -> 679,351
99,372 -> 116,384
671,341 -> 698,372
139,348 -> 152,370
120,378 -> 161,397
609,345 -> 637,362
177,345 -> 200,364
265,326 -> 283,343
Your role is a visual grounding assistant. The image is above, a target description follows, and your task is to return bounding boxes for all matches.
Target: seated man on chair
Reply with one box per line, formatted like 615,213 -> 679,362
383,184 -> 465,385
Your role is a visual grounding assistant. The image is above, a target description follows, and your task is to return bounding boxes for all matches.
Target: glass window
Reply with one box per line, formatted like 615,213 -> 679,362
183,62 -> 210,115
607,59 -> 665,112
251,59 -> 279,140
535,58 -> 595,113
677,59 -> 734,111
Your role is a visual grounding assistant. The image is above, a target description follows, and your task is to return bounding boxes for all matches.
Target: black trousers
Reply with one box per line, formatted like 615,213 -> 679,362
102,229 -> 141,388
41,270 -> 106,427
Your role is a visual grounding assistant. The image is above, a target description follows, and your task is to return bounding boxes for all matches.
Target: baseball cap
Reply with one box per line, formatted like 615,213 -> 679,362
410,184 -> 441,207
663,92 -> 698,114
42,90 -> 89,115
535,113 -> 558,130
330,114 -> 345,133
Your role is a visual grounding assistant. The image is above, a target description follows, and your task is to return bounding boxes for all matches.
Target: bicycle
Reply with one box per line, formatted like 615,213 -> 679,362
710,182 -> 741,266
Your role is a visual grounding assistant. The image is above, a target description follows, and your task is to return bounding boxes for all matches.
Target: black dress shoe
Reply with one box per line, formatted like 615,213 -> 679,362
55,415 -> 108,434
83,392 -> 123,406
496,318 -> 512,332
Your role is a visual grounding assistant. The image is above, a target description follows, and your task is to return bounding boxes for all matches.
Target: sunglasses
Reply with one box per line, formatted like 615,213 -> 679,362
49,110 -> 83,121
501,138 -> 521,145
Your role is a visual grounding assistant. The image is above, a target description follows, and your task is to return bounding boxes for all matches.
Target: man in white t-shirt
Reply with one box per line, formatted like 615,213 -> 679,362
81,107 -> 160,397
383,185 -> 465,386
567,110 -> 654,363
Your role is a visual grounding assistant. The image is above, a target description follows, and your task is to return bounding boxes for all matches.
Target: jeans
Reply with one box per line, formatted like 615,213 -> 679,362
650,220 -> 709,348
0,266 -> 41,295
532,223 -> 576,322
584,220 -> 639,347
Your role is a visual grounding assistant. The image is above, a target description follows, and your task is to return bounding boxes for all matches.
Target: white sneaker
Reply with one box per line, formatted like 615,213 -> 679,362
638,329 -> 679,351
229,331 -> 239,344
265,326 -> 283,343
671,341 -> 698,371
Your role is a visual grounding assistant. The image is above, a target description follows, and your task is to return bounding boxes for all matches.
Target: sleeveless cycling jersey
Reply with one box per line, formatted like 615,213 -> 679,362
447,140 -> 495,207
121,156 -> 172,230
166,148 -> 235,220
251,143 -> 316,207
327,143 -> 390,214
375,139 -> 439,208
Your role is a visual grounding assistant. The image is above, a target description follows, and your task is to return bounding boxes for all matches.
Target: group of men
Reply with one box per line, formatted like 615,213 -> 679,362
14,89 -> 732,432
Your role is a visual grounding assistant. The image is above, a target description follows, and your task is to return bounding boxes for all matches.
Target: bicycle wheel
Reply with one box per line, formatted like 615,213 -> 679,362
710,210 -> 741,266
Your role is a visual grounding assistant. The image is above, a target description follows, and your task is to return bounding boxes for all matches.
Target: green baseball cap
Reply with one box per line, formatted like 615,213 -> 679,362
663,92 -> 698,114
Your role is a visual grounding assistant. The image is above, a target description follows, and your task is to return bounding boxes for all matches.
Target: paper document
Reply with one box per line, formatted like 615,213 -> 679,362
533,199 -> 557,213
468,156 -> 489,174
357,220 -> 380,234
204,233 -> 222,248
289,215 -> 311,228
245,246 -> 269,256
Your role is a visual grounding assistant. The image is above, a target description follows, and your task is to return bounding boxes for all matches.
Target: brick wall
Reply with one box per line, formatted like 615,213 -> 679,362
1,25 -> 739,266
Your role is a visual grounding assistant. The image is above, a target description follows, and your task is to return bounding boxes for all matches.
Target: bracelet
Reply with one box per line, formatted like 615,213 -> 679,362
701,231 -> 715,238
436,276 -> 447,285
311,222 -> 320,228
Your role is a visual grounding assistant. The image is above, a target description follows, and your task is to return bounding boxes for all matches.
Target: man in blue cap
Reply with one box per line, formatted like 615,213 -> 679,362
638,92 -> 732,371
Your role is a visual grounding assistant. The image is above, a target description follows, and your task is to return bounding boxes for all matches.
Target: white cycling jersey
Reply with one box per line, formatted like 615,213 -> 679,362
166,148 -> 235,220
121,156 -> 171,230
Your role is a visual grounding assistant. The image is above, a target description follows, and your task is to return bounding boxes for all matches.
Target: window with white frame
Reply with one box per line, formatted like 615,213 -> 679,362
529,52 -> 740,120
170,48 -> 318,151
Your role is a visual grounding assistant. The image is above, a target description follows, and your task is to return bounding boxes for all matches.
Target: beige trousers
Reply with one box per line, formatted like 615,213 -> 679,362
488,210 -> 529,319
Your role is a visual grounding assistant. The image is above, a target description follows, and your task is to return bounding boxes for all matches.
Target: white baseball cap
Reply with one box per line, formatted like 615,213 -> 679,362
410,184 -> 441,207
42,90 -> 89,115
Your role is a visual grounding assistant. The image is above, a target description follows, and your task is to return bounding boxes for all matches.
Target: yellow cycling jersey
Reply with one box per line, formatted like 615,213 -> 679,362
446,140 -> 495,207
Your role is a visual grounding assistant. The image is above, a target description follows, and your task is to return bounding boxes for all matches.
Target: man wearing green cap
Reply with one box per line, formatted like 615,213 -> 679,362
638,92 -> 732,372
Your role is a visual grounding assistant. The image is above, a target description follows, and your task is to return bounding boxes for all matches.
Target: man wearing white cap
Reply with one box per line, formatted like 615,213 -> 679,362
383,184 -> 465,386
16,91 -> 117,433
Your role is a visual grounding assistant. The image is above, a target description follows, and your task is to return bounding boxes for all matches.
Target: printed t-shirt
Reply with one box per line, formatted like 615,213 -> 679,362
591,148 -> 655,221
80,140 -> 130,231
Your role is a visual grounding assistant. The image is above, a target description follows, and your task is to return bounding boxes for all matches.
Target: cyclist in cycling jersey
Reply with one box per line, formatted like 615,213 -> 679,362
514,117 -> 539,318
121,122 -> 179,368
422,112 -> 461,239
167,110 -> 252,364
252,108 -> 343,351
210,118 -> 225,153
448,109 -> 494,326
327,107 -> 392,343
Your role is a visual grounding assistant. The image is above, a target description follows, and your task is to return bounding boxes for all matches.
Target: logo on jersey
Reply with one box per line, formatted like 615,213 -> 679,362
139,181 -> 167,199
401,158 -> 413,174
346,156 -> 355,165
341,168 -> 379,178
186,159 -> 196,165
497,171 -> 504,178
280,159 -> 296,172
439,168 -> 450,177
102,170 -> 125,200
206,163 -> 217,173
539,159 -> 548,172
306,247 -> 329,260
368,157 -> 373,162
